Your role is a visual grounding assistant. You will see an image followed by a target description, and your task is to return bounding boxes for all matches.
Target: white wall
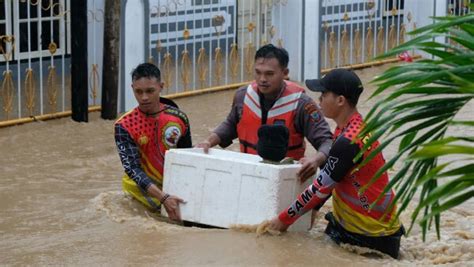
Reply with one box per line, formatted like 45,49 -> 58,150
272,1 -> 305,82
123,0 -> 146,111
404,0 -> 447,58
303,0 -> 321,80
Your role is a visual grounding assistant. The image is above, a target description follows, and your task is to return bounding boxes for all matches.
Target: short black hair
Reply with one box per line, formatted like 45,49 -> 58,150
254,44 -> 289,69
131,62 -> 161,81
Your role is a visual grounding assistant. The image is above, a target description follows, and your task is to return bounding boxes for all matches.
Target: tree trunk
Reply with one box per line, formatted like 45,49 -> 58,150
101,0 -> 121,120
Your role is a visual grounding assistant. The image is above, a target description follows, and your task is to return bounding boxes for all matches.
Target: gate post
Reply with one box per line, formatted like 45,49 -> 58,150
71,0 -> 89,122
101,0 -> 121,120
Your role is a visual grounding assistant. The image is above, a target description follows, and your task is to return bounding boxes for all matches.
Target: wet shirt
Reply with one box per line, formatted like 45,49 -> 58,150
214,84 -> 332,156
279,112 -> 400,236
115,106 -> 192,191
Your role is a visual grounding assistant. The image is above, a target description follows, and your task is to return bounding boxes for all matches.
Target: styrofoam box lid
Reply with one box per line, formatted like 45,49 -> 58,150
162,148 -> 311,230
165,148 -> 302,169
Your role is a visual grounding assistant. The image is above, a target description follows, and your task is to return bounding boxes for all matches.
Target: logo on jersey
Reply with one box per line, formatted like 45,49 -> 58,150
162,123 -> 181,148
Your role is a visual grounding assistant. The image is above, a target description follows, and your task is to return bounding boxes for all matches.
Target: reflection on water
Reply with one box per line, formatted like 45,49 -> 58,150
0,64 -> 473,265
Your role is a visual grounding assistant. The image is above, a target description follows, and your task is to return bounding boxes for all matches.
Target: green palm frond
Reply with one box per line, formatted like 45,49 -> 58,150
358,10 -> 474,240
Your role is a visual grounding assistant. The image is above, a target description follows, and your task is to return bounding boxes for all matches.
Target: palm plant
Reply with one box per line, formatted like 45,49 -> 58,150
357,8 -> 474,240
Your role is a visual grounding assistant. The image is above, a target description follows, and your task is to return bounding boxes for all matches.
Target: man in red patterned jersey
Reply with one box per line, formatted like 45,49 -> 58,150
114,63 -> 192,221
196,44 -> 333,182
267,69 -> 405,259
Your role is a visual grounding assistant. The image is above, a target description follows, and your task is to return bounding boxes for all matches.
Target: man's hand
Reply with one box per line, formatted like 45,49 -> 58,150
162,195 -> 185,221
195,140 -> 211,153
268,217 -> 289,232
297,152 -> 327,183
308,209 -> 318,230
297,156 -> 317,183
195,133 -> 221,154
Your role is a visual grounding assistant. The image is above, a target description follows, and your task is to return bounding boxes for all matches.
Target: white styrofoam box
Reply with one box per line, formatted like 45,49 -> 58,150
162,148 -> 312,231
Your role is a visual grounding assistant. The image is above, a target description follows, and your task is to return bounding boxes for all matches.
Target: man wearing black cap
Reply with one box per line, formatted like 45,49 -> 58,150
196,44 -> 333,181
266,69 -> 405,259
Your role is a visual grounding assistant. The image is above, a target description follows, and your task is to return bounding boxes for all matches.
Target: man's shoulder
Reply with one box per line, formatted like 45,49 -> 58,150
342,116 -> 364,140
163,105 -> 189,124
235,85 -> 248,95
115,108 -> 138,125
232,85 -> 249,104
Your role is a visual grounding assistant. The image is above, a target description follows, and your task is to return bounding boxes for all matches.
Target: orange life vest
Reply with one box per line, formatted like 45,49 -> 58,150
236,81 -> 305,160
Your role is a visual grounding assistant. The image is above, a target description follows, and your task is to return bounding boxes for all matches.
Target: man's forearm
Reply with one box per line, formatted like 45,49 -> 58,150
147,183 -> 165,200
314,151 -> 328,168
206,133 -> 222,147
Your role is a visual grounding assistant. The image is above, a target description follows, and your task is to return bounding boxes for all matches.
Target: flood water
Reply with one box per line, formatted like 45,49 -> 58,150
1,64 -> 473,266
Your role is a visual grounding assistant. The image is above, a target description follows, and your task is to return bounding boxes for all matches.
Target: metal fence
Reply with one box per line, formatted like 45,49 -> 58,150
0,0 -> 105,123
1,0 -> 470,123
0,0 -> 71,121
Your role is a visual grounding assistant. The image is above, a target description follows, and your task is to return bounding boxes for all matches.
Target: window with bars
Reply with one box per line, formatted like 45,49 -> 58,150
0,0 -> 69,62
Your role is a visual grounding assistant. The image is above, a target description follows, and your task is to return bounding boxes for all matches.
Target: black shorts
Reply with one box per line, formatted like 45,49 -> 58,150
324,212 -> 405,259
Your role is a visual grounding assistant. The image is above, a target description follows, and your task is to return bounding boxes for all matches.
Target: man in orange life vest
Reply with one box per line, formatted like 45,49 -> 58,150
114,63 -> 192,221
196,44 -> 333,181
267,69 -> 405,259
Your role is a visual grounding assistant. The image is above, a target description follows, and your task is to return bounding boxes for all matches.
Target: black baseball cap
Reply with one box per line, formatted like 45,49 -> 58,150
305,69 -> 364,105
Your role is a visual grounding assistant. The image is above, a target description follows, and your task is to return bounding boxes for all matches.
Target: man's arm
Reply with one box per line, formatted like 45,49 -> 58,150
115,123 -> 183,221
299,96 -> 333,154
115,123 -> 153,190
269,135 -> 360,231
295,96 -> 333,181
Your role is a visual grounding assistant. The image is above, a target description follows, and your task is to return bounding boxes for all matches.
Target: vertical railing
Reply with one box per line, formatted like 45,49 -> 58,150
320,0 -> 410,70
145,0 -> 290,98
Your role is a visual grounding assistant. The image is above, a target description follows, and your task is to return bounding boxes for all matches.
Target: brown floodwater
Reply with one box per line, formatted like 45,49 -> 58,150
1,64 -> 473,266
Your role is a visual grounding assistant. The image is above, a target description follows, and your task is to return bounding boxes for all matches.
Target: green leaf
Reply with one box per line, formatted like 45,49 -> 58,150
420,190 -> 474,224
450,120 -> 474,126
410,145 -> 474,160
399,132 -> 417,151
